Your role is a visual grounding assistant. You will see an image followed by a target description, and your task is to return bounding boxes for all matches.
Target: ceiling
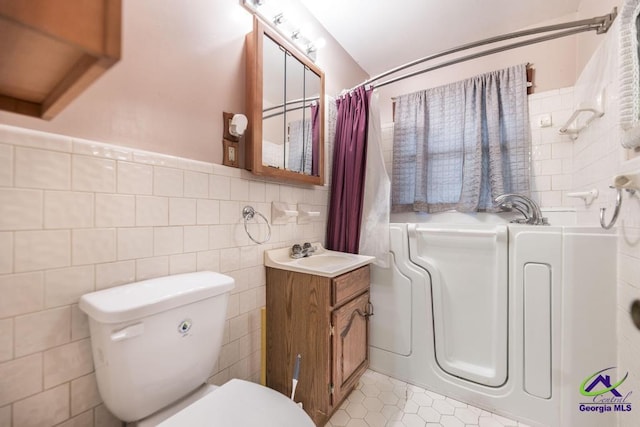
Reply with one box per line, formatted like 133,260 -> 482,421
298,0 -> 583,77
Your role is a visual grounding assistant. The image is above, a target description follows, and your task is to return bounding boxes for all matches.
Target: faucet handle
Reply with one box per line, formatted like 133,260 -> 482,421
291,244 -> 302,256
302,242 -> 316,253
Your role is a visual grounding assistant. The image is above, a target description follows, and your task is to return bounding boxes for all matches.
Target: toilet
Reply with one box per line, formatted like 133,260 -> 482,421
79,271 -> 314,426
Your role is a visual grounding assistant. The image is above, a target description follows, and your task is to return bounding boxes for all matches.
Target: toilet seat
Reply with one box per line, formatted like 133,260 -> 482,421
157,379 -> 315,427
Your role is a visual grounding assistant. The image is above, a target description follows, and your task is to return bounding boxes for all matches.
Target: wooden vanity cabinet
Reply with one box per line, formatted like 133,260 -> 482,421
266,265 -> 371,426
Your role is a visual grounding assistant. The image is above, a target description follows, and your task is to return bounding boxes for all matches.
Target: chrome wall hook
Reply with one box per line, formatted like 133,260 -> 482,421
599,188 -> 622,229
599,187 -> 635,229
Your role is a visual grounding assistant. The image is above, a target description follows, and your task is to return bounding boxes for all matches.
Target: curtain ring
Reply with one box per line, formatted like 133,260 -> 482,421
599,187 -> 623,230
242,206 -> 271,244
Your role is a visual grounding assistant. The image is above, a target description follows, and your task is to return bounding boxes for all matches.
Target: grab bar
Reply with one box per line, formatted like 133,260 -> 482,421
558,107 -> 604,138
559,92 -> 605,140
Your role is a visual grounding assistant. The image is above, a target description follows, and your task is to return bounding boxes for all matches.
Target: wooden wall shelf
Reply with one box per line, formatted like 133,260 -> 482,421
0,0 -> 121,119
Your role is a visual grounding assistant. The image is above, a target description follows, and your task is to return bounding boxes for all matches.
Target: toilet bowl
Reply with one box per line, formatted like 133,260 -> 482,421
79,271 -> 314,426
156,379 -> 313,427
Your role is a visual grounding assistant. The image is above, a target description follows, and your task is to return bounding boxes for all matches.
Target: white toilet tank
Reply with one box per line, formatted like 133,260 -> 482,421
79,271 -> 234,422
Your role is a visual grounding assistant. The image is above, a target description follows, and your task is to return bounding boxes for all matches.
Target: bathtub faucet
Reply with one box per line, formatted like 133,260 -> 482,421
494,193 -> 549,225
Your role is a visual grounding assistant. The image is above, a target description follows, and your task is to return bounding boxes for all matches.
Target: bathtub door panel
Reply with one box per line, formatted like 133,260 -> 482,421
523,263 -> 551,399
408,225 -> 508,387
370,225 -> 412,356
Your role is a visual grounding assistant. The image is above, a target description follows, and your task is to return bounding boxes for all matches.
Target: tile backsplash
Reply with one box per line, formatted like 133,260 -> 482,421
0,124 -> 328,426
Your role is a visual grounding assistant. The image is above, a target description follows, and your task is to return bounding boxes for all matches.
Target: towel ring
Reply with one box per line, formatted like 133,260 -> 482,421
242,206 -> 271,244
599,187 -> 636,229
599,188 -> 622,229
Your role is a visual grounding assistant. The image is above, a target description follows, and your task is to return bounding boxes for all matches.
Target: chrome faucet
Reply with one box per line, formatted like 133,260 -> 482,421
494,193 -> 548,225
290,242 -> 317,259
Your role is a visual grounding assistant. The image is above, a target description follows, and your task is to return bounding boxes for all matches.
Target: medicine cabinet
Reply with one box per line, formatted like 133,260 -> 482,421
245,16 -> 325,185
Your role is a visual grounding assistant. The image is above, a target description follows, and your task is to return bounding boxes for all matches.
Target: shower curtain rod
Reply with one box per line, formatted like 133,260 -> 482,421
263,96 -> 319,113
263,103 -> 312,120
349,8 -> 617,92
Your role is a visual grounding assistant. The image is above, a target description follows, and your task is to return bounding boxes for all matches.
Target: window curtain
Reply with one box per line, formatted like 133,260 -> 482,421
326,86 -> 373,253
287,119 -> 312,174
392,63 -> 531,213
286,103 -> 320,175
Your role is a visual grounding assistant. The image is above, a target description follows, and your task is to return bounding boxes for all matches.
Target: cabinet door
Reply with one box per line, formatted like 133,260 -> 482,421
332,291 -> 370,406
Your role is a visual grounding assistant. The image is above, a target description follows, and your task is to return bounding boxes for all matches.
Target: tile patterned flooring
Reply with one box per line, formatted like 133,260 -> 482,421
327,370 -> 531,427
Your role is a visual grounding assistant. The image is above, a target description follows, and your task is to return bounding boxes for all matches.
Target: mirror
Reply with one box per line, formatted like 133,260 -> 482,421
246,17 -> 325,185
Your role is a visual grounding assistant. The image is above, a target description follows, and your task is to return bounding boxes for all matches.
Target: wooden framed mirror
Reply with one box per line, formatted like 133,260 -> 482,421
245,16 -> 325,185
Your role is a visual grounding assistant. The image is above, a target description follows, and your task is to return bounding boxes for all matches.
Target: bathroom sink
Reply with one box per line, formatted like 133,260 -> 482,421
296,255 -> 352,268
264,244 -> 375,278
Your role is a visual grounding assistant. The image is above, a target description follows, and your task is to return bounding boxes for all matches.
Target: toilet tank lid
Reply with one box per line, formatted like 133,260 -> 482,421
79,272 -> 235,324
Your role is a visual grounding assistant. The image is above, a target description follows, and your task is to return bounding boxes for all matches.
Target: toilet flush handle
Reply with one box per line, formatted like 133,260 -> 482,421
110,322 -> 144,342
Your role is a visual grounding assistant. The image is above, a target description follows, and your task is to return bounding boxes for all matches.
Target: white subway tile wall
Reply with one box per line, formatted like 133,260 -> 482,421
527,87 -> 576,207
15,148 -> 71,191
0,124 -> 328,426
12,383 -> 69,427
0,144 -> 13,187
568,72 -> 640,427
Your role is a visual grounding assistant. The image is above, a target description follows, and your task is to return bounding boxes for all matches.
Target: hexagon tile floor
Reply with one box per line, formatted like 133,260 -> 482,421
327,370 -> 531,427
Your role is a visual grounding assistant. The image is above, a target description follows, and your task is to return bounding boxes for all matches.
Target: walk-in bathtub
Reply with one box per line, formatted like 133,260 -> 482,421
369,217 -> 617,427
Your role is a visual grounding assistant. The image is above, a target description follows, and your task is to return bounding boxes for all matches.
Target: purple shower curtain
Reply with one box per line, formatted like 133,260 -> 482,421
326,86 -> 373,253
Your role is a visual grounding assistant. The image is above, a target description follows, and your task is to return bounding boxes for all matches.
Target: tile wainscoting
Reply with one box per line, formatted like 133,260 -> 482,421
0,124 -> 329,427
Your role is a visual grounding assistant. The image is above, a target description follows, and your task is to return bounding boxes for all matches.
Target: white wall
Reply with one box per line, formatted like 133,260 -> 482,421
528,87 -> 576,207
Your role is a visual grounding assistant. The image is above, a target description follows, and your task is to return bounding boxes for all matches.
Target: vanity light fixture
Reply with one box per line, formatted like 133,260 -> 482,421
273,12 -> 285,25
242,0 -> 321,61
